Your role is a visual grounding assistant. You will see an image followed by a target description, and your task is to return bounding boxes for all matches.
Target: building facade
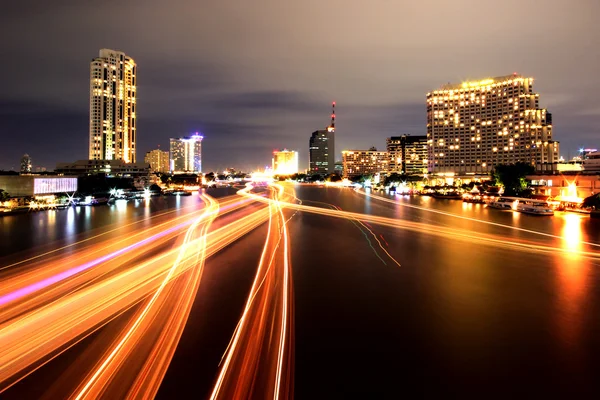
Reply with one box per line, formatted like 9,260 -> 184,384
144,149 -> 170,173
427,74 -> 558,174
89,49 -> 137,162
55,160 -> 150,177
272,149 -> 299,175
528,172 -> 600,201
342,148 -> 390,178
309,129 -> 335,175
0,176 -> 77,197
386,135 -> 428,175
170,134 -> 203,174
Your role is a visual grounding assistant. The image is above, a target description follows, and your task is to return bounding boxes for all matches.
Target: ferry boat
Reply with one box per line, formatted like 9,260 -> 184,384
487,196 -> 516,210
488,196 -> 554,215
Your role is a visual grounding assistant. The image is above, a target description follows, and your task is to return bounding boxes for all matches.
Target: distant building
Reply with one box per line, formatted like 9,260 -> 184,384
272,149 -> 299,175
427,74 -> 558,174
55,160 -> 149,177
386,135 -> 428,175
334,160 -> 343,175
342,147 -> 390,178
89,49 -> 137,162
309,129 -> 335,175
145,149 -> 170,173
0,175 -> 77,197
20,154 -> 32,174
170,134 -> 203,173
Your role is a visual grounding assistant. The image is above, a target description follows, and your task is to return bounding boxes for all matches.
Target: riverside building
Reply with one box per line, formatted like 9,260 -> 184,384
144,149 -> 170,173
89,49 -> 137,162
170,134 -> 203,174
427,74 -> 559,174
386,135 -> 428,175
342,147 -> 389,178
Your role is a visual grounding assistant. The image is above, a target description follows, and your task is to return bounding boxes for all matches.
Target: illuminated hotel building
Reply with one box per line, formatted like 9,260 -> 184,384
427,74 -> 559,174
170,134 -> 203,173
272,149 -> 299,175
144,149 -> 170,173
386,135 -> 428,175
342,147 -> 390,178
89,49 -> 137,162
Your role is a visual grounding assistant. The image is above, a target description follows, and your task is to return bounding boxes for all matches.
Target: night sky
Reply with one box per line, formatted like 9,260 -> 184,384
1,0 -> 598,172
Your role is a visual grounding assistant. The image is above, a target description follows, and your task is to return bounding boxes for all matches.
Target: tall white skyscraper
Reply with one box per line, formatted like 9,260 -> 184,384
170,134 -> 203,173
89,49 -> 137,162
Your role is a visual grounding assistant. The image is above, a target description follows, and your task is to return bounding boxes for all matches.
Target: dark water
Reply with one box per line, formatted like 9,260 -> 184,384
3,185 -> 600,398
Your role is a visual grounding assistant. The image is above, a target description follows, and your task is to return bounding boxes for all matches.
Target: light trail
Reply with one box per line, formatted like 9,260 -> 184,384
238,184 -> 600,261
0,193 -> 271,395
1,182 -> 597,399
358,189 -> 600,248
72,193 -> 219,400
210,183 -> 295,400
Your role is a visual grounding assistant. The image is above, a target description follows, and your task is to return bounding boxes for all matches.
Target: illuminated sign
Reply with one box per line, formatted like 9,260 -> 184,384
34,178 -> 78,194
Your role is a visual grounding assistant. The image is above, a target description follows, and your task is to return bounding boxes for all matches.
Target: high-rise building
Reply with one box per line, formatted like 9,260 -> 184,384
309,102 -> 336,175
427,74 -> 558,174
272,149 -> 299,175
386,135 -> 428,175
170,134 -> 203,173
89,49 -> 137,163
20,154 -> 32,174
144,149 -> 170,173
342,147 -> 390,178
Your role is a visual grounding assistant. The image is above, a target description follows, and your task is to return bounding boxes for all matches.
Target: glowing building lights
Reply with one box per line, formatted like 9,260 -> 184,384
170,134 -> 203,173
427,74 -> 559,174
89,49 -> 137,163
342,148 -> 389,178
272,150 -> 299,175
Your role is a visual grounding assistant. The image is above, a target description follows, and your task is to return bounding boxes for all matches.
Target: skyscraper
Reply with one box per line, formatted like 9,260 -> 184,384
272,150 -> 299,175
144,149 -> 170,173
309,102 -> 336,175
427,74 -> 558,174
170,134 -> 203,173
89,49 -> 137,163
386,135 -> 428,175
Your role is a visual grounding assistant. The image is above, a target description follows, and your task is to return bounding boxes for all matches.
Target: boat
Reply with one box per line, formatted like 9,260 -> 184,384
488,196 -> 554,215
488,196 -> 517,210
515,199 -> 554,216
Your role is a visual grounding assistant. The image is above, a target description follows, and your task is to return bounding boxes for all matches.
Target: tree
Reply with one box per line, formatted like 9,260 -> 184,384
0,189 -> 9,201
149,184 -> 162,193
582,193 -> 600,210
325,173 -> 342,182
491,162 -> 534,196
384,173 -> 405,186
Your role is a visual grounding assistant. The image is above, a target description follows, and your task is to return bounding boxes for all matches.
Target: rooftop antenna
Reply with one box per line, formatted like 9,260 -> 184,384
328,101 -> 336,132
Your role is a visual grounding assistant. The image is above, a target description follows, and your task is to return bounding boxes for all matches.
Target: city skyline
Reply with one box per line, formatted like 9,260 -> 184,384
1,1 -> 599,172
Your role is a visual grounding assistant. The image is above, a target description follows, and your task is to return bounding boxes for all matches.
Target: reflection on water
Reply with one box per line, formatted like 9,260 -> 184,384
562,213 -> 583,253
555,212 -> 589,351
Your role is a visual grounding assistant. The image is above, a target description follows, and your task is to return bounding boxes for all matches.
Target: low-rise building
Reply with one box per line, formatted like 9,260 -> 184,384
0,175 -> 77,197
342,147 -> 389,178
528,172 -> 600,201
55,160 -> 150,177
